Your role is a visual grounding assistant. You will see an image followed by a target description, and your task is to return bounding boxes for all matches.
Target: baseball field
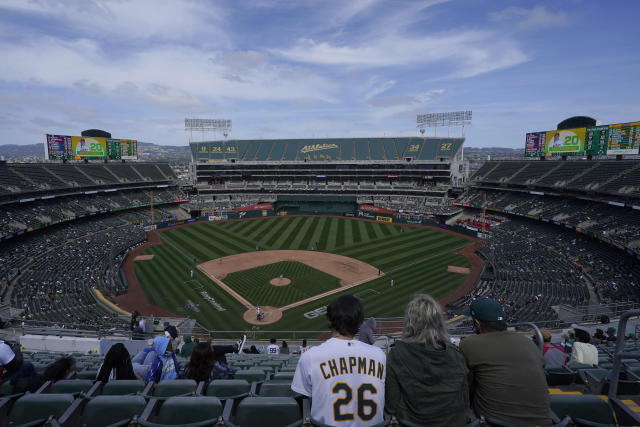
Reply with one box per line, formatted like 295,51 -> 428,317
127,216 -> 477,334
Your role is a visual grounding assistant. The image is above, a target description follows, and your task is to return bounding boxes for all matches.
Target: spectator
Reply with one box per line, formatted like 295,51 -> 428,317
534,328 -> 567,367
97,343 -> 136,382
146,336 -> 180,384
592,329 -> 606,345
570,328 -> 598,366
43,356 -> 75,383
132,321 -> 145,340
359,317 -> 377,345
281,341 -> 289,354
299,339 -> 309,354
607,327 -> 617,342
265,338 -> 280,355
182,343 -> 216,383
132,339 -> 157,380
460,297 -> 551,426
0,341 -> 40,393
181,335 -> 196,358
138,317 -> 146,333
164,321 -> 181,350
386,294 -> 469,426
292,295 -> 386,426
130,310 -> 140,331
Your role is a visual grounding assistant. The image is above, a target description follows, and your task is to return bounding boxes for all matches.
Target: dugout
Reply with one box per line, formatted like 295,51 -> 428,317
274,195 -> 357,215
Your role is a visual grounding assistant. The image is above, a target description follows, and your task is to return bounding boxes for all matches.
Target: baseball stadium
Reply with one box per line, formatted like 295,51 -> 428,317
1,1 -> 640,423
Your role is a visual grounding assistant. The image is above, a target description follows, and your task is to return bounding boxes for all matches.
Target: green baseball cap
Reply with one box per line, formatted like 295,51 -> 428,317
468,298 -> 505,322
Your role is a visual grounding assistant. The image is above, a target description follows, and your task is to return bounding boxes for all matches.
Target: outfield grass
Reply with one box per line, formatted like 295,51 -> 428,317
134,216 -> 471,333
223,261 -> 341,307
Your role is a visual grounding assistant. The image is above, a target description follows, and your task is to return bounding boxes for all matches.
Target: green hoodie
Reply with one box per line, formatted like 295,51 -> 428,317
181,335 -> 195,358
385,340 -> 470,426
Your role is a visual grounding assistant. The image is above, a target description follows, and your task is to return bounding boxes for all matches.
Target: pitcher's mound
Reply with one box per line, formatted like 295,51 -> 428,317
243,306 -> 283,325
270,277 -> 291,286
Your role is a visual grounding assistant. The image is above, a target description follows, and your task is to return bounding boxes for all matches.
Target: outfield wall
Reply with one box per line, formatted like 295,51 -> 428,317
146,207 -> 478,238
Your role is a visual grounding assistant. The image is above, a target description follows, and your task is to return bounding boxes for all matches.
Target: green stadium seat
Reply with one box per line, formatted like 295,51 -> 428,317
77,370 -> 98,380
279,366 -> 297,372
101,379 -> 146,395
545,366 -> 577,386
234,370 -> 266,383
153,379 -> 198,398
81,395 -> 146,427
484,416 -> 571,427
272,372 -> 295,380
232,396 -> 301,427
206,380 -> 250,399
255,365 -> 275,374
550,395 -> 615,425
152,396 -> 222,425
258,382 -> 298,398
0,381 -> 13,396
50,379 -> 94,394
8,393 -> 75,425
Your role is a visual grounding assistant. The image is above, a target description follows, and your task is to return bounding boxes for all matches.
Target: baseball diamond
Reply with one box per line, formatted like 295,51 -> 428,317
119,215 -> 480,333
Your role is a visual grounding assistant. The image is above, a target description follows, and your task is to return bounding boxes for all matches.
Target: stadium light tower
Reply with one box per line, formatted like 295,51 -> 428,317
184,119 -> 232,142
417,111 -> 472,137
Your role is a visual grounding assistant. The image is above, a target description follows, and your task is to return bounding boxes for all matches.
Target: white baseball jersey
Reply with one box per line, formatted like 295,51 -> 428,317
291,337 -> 386,426
266,344 -> 280,355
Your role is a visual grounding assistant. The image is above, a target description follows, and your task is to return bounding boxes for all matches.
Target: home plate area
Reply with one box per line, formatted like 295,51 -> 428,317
197,250 -> 383,325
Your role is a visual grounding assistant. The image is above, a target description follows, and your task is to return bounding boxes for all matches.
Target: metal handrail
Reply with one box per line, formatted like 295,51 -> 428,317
608,309 -> 640,399
509,322 -> 543,352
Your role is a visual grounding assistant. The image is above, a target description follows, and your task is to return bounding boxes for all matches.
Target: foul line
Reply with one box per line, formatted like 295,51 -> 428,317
197,266 -> 254,310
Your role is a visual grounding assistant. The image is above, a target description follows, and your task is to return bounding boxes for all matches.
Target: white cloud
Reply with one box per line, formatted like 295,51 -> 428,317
489,6 -> 568,30
273,30 -> 528,78
367,89 -> 445,118
0,37 -> 338,108
0,0 -> 229,44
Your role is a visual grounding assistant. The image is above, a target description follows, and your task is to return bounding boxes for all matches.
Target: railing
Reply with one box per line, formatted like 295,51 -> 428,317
608,309 -> 640,399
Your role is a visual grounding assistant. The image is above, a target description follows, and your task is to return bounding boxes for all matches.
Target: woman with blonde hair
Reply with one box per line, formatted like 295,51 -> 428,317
385,294 -> 469,426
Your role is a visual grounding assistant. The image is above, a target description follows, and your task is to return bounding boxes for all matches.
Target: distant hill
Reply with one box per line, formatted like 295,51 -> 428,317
0,142 -> 190,163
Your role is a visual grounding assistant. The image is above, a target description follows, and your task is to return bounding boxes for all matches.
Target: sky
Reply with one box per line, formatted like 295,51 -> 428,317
0,0 -> 638,148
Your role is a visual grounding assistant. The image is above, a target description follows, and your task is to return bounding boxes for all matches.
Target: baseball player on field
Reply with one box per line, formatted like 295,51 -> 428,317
292,295 -> 386,426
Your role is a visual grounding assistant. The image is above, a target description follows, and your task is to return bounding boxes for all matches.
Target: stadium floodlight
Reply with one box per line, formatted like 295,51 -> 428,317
417,111 -> 472,136
185,118 -> 232,141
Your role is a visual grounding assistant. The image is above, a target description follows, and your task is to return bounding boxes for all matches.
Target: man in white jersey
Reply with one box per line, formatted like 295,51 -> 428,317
266,338 -> 280,355
292,295 -> 386,426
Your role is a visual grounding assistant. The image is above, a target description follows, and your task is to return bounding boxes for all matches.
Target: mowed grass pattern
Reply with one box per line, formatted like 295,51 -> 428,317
134,216 -> 472,332
223,261 -> 340,307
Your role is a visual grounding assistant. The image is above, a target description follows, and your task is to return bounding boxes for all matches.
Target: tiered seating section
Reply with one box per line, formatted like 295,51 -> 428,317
2,207 -> 177,325
0,188 -> 182,240
459,188 -> 640,255
473,160 -> 640,197
0,162 -> 175,195
192,137 -> 464,162
0,352 -> 306,426
450,216 -> 640,321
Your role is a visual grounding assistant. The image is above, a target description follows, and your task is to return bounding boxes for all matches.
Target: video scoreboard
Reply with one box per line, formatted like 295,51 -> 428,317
526,121 -> 640,157
46,134 -> 138,160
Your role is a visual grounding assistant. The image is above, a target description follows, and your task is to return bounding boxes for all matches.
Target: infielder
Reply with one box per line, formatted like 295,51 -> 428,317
292,295 -> 386,426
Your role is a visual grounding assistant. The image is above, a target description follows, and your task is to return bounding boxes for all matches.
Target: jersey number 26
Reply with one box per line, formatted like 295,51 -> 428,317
332,382 -> 378,422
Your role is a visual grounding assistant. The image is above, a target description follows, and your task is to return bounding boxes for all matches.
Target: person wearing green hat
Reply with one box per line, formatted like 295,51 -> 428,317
460,298 -> 551,426
606,327 -> 617,342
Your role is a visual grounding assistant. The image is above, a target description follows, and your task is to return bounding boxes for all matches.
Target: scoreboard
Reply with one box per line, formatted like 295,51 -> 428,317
46,134 -> 137,160
606,122 -> 640,155
526,120 -> 640,157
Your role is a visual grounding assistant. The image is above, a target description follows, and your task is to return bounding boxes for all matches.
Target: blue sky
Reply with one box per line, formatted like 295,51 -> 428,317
0,0 -> 638,148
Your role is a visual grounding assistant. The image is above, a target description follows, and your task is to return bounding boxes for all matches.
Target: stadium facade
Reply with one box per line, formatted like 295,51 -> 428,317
189,136 -> 466,215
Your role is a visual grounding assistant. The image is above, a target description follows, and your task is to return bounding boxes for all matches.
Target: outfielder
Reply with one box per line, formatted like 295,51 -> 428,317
292,295 -> 386,426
